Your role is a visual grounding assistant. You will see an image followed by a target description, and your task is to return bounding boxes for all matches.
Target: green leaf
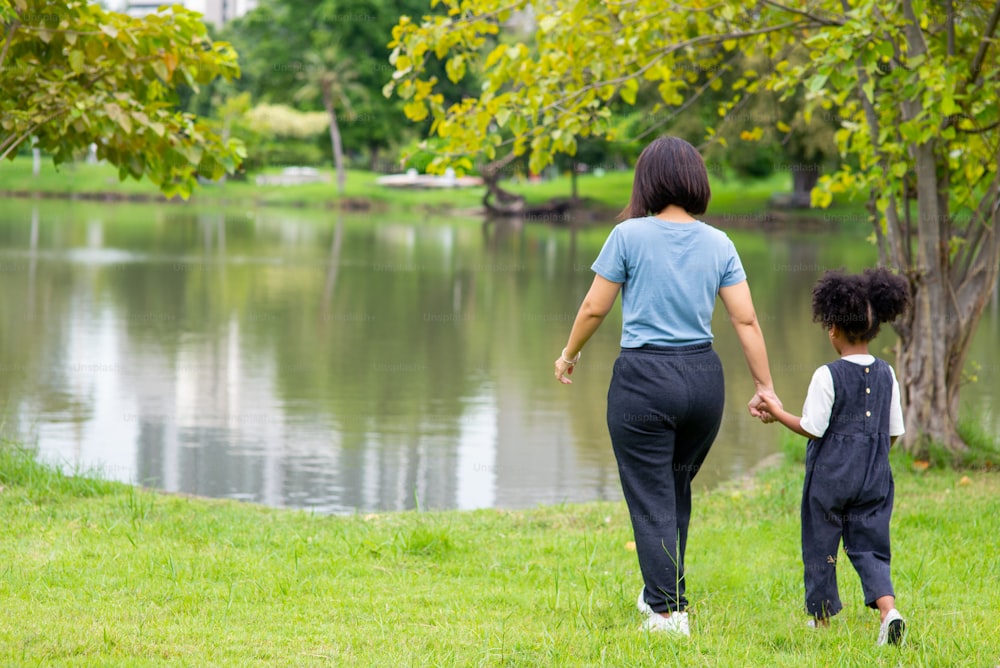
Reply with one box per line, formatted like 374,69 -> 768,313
68,50 -> 85,74
538,15 -> 559,33
404,100 -> 428,121
178,143 -> 203,165
862,77 -> 874,103
940,86 -> 957,116
445,55 -> 465,84
807,73 -> 829,94
152,60 -> 170,82
620,79 -> 638,106
484,44 -> 506,70
528,149 -> 550,176
104,103 -> 127,131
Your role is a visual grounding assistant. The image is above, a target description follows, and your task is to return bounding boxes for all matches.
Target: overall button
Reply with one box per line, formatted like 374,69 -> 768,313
866,388 -> 871,394
866,411 -> 871,417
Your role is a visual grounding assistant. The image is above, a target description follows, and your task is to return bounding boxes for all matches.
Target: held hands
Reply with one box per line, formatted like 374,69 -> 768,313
554,348 -> 581,384
748,388 -> 782,424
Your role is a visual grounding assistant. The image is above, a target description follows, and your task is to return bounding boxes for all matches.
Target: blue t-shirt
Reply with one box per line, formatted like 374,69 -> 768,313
591,217 -> 747,346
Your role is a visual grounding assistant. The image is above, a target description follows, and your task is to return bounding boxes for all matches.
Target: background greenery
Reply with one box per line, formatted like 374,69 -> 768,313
0,156 -> 871,220
3,0 -> 849,201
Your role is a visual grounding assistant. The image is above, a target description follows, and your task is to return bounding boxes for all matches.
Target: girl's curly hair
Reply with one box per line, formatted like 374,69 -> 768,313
811,267 -> 910,343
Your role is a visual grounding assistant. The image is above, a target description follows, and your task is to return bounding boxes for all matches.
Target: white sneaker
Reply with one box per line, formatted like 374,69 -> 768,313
641,610 -> 690,636
877,609 -> 906,646
637,589 -> 654,617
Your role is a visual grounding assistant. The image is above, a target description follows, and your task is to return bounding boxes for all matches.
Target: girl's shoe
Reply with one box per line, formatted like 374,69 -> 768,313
877,609 -> 906,646
641,610 -> 690,636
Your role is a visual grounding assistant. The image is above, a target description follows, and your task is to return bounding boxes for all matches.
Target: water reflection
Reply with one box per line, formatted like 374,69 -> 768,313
0,200 -> 996,514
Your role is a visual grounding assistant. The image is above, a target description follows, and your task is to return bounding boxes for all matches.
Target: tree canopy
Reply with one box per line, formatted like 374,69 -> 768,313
222,0 -> 473,169
1,0 -> 244,198
388,0 -> 1000,453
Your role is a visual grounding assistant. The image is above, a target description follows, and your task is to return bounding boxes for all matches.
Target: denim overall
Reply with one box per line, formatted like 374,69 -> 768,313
801,357 -> 896,617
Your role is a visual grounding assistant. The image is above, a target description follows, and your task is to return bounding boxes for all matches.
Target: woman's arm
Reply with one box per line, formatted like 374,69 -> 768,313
555,274 -> 622,384
718,280 -> 781,417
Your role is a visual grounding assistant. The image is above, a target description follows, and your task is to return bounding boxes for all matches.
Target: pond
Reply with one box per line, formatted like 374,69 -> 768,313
0,199 -> 996,513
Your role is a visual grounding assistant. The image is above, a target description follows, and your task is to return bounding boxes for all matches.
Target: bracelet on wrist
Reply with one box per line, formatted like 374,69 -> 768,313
560,348 -> 581,365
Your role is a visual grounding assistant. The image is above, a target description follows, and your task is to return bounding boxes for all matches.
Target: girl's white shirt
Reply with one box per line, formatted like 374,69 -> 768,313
799,354 -> 905,439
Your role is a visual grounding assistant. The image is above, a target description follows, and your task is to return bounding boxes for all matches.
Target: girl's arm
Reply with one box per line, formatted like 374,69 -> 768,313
759,397 -> 820,440
758,367 -> 825,440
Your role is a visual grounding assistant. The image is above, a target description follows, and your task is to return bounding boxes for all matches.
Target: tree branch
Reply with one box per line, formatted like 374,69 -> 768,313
954,194 -> 999,332
843,2 -> 909,271
0,19 -> 19,73
0,123 -> 40,160
969,0 -> 1000,88
633,52 -> 744,143
441,1 -> 535,31
760,0 -> 846,27
538,19 -> 818,117
946,0 -> 955,57
943,0 -> 1000,132
954,171 -> 1000,275
9,24 -> 106,36
956,119 -> 1000,134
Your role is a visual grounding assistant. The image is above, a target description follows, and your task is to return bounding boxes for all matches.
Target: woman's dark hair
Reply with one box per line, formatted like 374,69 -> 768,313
619,136 -> 711,220
811,267 -> 910,343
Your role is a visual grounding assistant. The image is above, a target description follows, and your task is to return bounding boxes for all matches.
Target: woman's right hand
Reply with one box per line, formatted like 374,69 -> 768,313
554,348 -> 580,384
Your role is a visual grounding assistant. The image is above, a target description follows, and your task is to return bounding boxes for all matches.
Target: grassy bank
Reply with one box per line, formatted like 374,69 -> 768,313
0,157 -> 488,212
0,156 -> 866,220
2,439 -> 998,666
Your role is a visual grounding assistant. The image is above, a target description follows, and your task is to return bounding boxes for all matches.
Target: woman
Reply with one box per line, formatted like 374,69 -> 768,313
554,136 -> 779,635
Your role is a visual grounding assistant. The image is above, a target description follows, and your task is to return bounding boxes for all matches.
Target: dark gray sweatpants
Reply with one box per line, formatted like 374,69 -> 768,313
607,343 -> 725,614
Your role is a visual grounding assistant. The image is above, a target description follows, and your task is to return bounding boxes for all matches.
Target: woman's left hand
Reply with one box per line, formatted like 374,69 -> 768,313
749,388 -> 781,423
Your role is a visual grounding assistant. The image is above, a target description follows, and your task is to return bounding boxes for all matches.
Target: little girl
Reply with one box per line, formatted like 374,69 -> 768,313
759,267 -> 910,646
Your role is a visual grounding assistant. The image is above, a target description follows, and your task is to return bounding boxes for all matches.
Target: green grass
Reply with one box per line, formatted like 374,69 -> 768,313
2,438 -> 998,666
0,157 -> 488,211
504,170 -> 837,216
0,155 -> 868,220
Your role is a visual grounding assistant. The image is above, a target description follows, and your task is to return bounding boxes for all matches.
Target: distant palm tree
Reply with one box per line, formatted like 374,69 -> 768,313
295,46 -> 366,195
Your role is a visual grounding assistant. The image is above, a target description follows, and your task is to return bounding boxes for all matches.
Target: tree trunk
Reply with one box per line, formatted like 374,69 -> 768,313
895,294 -> 965,453
481,152 -> 526,215
322,82 -> 346,195
895,231 -> 999,455
875,0 -> 1000,455
898,111 -> 955,451
888,152 -> 1000,455
790,167 -> 820,208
